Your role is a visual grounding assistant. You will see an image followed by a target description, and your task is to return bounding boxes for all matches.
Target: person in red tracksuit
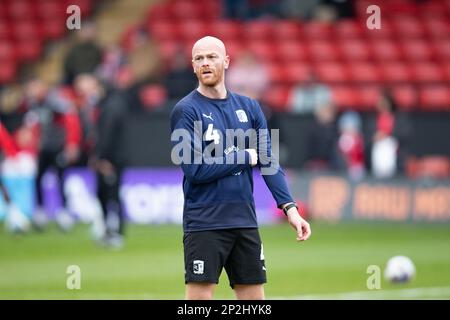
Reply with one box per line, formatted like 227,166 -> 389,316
21,78 -> 82,231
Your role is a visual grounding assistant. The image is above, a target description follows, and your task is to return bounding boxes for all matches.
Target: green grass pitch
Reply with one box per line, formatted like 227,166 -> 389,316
1,222 -> 450,299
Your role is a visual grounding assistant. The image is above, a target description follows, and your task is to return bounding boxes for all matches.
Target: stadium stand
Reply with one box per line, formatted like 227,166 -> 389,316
141,0 -> 450,111
0,0 -> 94,84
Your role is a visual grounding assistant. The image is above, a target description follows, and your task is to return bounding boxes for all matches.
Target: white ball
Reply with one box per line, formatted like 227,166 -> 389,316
384,256 -> 416,283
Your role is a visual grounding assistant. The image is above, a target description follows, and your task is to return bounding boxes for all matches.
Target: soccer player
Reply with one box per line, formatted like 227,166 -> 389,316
170,36 -> 311,300
22,78 -> 81,232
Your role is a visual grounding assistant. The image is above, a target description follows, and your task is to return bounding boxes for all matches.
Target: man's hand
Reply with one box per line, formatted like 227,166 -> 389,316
96,159 -> 115,176
63,145 -> 80,165
283,204 -> 311,242
245,149 -> 258,166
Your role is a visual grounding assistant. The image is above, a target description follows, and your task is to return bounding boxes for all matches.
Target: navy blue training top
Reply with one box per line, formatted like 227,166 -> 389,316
170,89 -> 294,232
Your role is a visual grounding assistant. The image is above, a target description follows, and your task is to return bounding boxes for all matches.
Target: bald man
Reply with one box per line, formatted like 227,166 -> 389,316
170,36 -> 311,300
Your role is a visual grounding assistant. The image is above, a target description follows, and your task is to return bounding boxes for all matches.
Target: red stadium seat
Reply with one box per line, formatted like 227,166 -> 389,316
315,62 -> 349,83
14,40 -> 42,62
197,0 -> 221,20
273,21 -> 301,40
0,42 -> 15,61
358,86 -> 381,111
0,60 -> 16,84
307,40 -> 339,61
41,19 -> 66,40
391,85 -> 417,111
267,63 -> 288,84
442,62 -> 450,82
433,40 -> 450,60
401,40 -> 434,61
332,85 -> 380,111
378,62 -> 411,83
139,84 -> 168,110
7,0 -> 36,20
178,20 -> 208,42
335,20 -> 363,38
147,4 -> 172,21
423,19 -> 450,38
339,40 -> 371,61
411,63 -> 444,83
0,3 -> 6,21
0,21 -> 12,40
243,20 -> 273,41
170,0 -> 203,20
421,1 -> 449,18
157,40 -> 181,63
348,62 -> 380,83
284,63 -> 312,85
277,41 -> 308,62
330,85 -> 360,110
371,40 -> 402,61
419,85 -> 450,110
224,40 -> 245,59
263,85 -> 291,112
148,21 -> 180,41
302,22 -> 332,39
247,40 -> 275,62
392,17 -> 425,38
34,0 -> 65,20
209,21 -> 242,42
385,1 -> 418,15
12,21 -> 43,41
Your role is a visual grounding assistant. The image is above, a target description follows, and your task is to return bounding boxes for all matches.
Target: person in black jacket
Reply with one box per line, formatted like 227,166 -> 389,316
64,22 -> 103,85
74,73 -> 128,249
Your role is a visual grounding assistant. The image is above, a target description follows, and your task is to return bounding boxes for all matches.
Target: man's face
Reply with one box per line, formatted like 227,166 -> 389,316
25,80 -> 48,101
74,75 -> 100,99
192,44 -> 229,87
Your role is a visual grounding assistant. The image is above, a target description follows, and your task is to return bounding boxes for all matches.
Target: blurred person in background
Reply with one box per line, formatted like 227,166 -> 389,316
304,102 -> 340,171
22,78 -> 81,232
63,21 -> 103,85
226,50 -> 269,101
96,45 -> 127,88
74,73 -> 128,249
128,28 -> 161,84
164,50 -> 198,101
281,0 -> 321,19
281,0 -> 353,20
0,121 -> 35,233
223,0 -> 281,19
369,90 -> 412,179
337,111 -> 365,180
288,71 -> 332,115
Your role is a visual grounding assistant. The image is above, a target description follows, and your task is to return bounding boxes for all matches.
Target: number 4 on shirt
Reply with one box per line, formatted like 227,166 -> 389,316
205,123 -> 220,144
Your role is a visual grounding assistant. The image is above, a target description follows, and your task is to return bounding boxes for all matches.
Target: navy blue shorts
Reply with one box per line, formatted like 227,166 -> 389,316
183,228 -> 267,288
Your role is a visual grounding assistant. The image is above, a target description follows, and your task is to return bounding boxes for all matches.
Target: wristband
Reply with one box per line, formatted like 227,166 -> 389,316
282,202 -> 297,216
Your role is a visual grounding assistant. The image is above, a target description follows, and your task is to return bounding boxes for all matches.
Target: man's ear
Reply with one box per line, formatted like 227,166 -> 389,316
224,55 -> 230,70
